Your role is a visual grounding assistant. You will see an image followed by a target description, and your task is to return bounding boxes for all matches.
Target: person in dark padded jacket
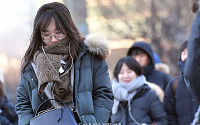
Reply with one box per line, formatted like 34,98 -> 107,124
127,41 -> 171,91
111,56 -> 168,125
183,1 -> 200,124
184,0 -> 200,103
15,2 -> 113,125
0,80 -> 18,125
164,41 -> 200,125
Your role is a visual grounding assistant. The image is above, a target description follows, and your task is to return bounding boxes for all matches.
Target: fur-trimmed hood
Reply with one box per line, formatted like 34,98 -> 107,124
84,34 -> 111,60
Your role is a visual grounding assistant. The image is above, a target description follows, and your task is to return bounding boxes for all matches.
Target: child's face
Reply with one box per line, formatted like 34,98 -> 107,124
118,63 -> 138,84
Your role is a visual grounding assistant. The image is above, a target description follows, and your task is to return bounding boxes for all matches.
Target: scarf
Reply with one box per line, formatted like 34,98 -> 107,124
112,75 -> 147,114
33,39 -> 73,104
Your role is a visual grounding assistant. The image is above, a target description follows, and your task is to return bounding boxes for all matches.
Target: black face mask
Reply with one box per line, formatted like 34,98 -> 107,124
177,60 -> 186,73
143,62 -> 154,77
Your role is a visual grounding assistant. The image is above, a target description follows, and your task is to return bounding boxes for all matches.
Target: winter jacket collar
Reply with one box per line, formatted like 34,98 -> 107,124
23,64 -> 38,83
177,60 -> 186,74
83,34 -> 111,59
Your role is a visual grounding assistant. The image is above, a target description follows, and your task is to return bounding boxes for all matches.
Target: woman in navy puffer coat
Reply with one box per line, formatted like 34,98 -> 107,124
111,56 -> 168,125
15,2 -> 113,125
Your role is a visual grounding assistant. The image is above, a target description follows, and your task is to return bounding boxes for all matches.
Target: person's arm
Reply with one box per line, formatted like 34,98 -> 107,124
163,80 -> 178,125
163,73 -> 171,91
184,9 -> 200,101
16,75 -> 34,125
93,58 -> 114,123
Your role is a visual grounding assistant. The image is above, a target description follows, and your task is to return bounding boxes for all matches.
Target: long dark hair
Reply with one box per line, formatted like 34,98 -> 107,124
113,56 -> 143,81
21,2 -> 84,73
0,80 -> 4,98
192,0 -> 199,13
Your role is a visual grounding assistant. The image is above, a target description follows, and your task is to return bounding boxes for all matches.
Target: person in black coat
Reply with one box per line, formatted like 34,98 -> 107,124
184,0 -> 200,102
111,56 -> 168,125
127,41 -> 171,91
0,80 -> 18,125
15,2 -> 113,124
164,41 -> 200,125
183,2 -> 200,124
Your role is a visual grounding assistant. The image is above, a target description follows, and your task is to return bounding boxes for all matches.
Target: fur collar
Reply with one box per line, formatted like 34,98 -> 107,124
84,34 -> 111,59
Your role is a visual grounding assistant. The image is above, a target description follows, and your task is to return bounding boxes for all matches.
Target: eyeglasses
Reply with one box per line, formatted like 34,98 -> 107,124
41,32 -> 65,42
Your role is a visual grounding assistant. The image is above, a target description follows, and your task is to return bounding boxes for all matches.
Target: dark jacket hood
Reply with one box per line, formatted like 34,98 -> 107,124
127,41 -> 155,76
127,41 -> 155,65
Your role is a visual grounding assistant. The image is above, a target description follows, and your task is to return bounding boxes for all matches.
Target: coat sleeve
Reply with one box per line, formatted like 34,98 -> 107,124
163,79 -> 178,125
163,73 -> 171,91
149,90 -> 168,125
92,58 -> 114,123
15,75 -> 34,125
184,11 -> 200,101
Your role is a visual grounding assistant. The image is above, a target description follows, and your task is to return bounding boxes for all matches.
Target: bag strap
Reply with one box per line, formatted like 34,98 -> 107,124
35,99 -> 67,116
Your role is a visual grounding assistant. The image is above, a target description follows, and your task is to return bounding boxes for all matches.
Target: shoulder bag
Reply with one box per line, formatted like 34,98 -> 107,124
30,99 -> 77,125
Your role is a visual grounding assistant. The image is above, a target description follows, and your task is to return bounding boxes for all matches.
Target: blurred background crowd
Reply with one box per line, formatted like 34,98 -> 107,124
0,0 -> 195,104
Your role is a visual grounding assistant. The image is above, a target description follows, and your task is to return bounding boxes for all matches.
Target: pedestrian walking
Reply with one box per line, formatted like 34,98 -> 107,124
110,56 -> 168,125
15,2 -> 113,125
